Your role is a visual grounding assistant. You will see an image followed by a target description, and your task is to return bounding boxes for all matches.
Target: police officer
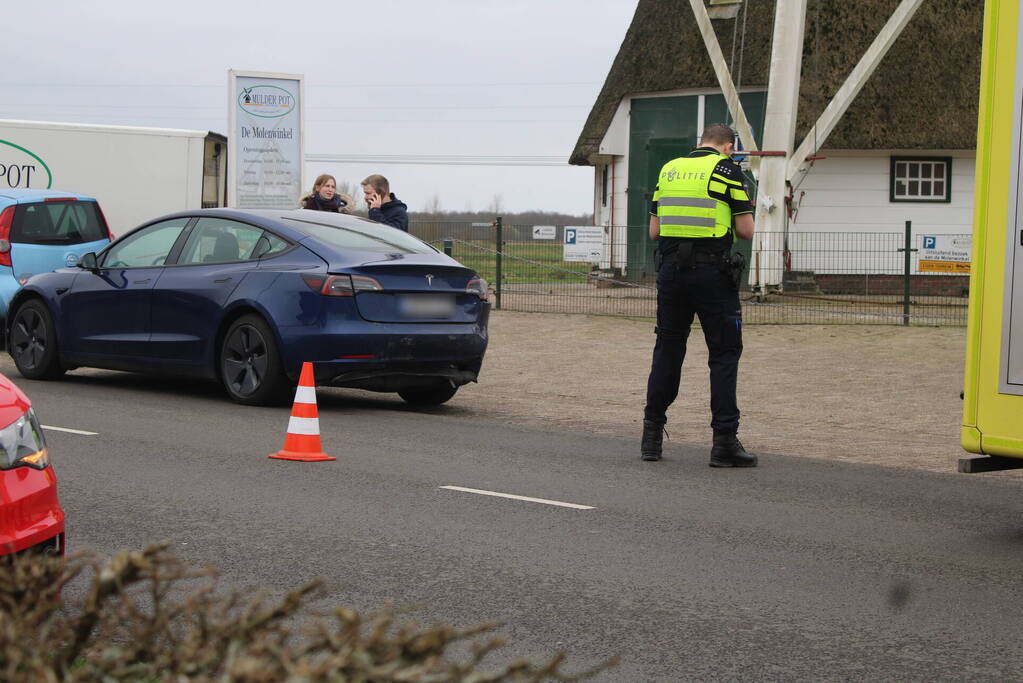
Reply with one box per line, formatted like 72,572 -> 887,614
641,123 -> 757,467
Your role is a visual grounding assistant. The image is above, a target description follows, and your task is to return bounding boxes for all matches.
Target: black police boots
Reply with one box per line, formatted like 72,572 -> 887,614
709,432 -> 757,468
640,420 -> 664,461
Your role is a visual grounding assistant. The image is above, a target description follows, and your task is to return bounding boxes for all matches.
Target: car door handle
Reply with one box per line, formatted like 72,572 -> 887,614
132,278 -> 151,284
214,277 -> 233,283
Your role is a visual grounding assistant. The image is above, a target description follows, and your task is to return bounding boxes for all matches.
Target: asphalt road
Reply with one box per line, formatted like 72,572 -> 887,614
13,359 -> 1023,681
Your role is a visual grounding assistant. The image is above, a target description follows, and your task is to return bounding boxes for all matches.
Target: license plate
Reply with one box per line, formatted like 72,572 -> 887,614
400,294 -> 455,318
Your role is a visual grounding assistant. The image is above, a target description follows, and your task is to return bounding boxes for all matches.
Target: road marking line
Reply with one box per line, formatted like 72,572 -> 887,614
440,485 -> 594,510
42,425 -> 98,436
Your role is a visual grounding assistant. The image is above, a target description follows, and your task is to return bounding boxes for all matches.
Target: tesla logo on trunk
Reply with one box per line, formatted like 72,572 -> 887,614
425,274 -> 434,287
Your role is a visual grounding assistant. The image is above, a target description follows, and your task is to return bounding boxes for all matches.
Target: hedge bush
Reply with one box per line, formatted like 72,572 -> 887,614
0,544 -> 614,681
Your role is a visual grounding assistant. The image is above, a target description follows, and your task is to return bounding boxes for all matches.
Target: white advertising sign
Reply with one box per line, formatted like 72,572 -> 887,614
563,226 -> 604,263
228,70 -> 304,209
918,234 -> 971,274
532,225 -> 556,240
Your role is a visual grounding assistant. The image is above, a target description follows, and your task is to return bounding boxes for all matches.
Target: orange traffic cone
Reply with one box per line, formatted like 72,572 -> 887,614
269,362 -> 336,462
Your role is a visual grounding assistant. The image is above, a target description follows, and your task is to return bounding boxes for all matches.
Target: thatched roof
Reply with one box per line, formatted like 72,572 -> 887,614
570,0 -> 982,165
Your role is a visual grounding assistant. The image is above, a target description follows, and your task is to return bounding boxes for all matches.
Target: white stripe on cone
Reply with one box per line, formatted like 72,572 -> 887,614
287,416 -> 320,436
293,385 -> 317,404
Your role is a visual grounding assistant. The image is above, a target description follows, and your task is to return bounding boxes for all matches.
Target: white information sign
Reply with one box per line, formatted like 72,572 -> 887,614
228,70 -> 304,209
917,234 -> 971,274
532,225 -> 556,240
563,226 -> 604,263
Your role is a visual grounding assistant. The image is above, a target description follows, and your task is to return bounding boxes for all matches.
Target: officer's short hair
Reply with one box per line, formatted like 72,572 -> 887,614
701,123 -> 736,146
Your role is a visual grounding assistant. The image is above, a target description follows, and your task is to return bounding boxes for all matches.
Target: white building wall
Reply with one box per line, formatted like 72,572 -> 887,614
599,99 -> 631,156
785,150 -> 975,274
593,155 -> 630,270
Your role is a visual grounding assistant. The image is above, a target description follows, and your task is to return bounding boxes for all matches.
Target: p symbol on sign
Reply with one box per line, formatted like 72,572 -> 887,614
565,229 -> 577,244
923,236 -> 937,249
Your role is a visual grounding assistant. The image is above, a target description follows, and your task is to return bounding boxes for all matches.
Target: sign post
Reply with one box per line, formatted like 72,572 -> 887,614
917,234 -> 972,274
563,226 -> 605,264
227,70 -> 304,209
532,225 -> 556,240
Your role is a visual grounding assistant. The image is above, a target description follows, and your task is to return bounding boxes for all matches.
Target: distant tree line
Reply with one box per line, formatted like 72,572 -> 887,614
412,209 -> 594,226
334,182 -> 592,226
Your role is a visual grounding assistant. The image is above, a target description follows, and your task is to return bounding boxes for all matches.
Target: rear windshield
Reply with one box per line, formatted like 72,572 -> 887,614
11,200 -> 108,245
280,216 -> 436,255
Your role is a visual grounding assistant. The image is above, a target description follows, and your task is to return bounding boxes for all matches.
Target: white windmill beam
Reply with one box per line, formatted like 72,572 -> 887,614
753,0 -> 808,289
688,0 -> 760,172
788,0 -> 926,182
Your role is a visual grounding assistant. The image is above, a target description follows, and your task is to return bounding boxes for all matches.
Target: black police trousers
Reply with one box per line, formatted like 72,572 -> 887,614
643,260 -> 743,433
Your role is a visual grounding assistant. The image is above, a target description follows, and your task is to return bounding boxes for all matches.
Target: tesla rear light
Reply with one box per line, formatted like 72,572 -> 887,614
0,409 -> 48,470
466,278 -> 488,301
302,274 -> 382,296
0,206 -> 14,267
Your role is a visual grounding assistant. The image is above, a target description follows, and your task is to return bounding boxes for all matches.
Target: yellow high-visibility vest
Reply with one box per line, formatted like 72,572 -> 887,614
653,153 -> 733,239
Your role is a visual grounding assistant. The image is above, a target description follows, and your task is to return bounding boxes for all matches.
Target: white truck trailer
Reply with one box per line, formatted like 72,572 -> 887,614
0,119 -> 226,236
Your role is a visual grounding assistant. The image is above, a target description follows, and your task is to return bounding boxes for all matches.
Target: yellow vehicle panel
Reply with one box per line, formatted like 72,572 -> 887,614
962,0 -> 1023,457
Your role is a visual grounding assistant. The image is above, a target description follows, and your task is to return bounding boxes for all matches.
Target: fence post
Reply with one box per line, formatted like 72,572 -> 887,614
899,220 -> 916,326
495,216 -> 503,310
443,238 -> 453,257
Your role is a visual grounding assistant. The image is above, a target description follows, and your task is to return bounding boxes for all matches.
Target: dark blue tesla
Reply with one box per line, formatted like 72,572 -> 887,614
4,209 -> 490,406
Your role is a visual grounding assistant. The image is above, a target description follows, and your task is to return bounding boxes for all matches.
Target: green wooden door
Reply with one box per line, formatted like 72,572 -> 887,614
627,97 -> 698,279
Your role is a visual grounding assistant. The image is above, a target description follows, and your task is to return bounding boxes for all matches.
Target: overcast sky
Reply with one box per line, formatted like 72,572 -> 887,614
3,0 -> 639,215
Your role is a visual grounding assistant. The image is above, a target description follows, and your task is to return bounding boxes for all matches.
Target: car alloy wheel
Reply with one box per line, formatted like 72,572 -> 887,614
9,300 -> 64,380
219,315 -> 289,405
223,324 -> 270,396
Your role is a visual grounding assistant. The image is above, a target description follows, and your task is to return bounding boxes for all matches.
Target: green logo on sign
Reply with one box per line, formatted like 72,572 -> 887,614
0,139 -> 52,189
238,85 -> 297,118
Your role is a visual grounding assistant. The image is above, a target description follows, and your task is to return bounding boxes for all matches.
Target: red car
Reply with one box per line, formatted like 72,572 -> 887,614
0,373 -> 64,557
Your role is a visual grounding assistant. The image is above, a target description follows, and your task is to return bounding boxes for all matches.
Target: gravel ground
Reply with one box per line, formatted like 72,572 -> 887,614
457,310 -> 971,474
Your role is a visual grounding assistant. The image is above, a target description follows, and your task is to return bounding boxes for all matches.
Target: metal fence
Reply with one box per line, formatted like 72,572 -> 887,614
408,219 -> 970,326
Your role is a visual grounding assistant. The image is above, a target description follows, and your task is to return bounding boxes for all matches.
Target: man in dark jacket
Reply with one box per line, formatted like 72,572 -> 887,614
362,174 -> 409,231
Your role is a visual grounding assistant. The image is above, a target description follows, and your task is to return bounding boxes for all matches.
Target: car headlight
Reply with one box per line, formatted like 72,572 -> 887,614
0,409 -> 48,470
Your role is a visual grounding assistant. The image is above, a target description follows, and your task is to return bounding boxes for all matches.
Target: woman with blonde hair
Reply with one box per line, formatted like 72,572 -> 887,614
301,174 -> 354,213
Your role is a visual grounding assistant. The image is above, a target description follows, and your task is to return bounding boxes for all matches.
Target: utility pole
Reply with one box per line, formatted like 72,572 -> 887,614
754,0 -> 807,292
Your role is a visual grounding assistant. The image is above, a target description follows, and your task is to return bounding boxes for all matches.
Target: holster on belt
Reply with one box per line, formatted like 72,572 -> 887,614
722,251 -> 746,291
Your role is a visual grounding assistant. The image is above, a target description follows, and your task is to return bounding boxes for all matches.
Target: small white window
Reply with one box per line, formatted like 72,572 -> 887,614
890,157 -> 951,202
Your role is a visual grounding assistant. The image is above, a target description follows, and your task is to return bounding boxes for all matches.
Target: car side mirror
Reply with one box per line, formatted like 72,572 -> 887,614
78,252 -> 99,271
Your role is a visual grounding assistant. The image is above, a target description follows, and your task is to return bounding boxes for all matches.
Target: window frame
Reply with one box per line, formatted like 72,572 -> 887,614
889,156 -> 952,203
175,217 -> 273,266
98,217 -> 195,269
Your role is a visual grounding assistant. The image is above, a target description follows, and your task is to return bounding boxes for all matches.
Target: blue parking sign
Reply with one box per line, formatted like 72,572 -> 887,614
923,235 -> 937,249
565,229 -> 577,244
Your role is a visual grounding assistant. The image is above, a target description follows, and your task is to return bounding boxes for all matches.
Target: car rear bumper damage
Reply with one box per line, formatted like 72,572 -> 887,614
279,319 -> 488,391
312,359 -> 483,392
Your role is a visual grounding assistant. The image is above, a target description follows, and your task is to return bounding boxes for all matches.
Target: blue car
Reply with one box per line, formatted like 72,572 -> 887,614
0,189 -> 112,324
5,208 -> 489,406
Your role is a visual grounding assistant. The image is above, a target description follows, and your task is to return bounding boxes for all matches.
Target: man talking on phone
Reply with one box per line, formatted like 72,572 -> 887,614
362,174 -> 409,231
